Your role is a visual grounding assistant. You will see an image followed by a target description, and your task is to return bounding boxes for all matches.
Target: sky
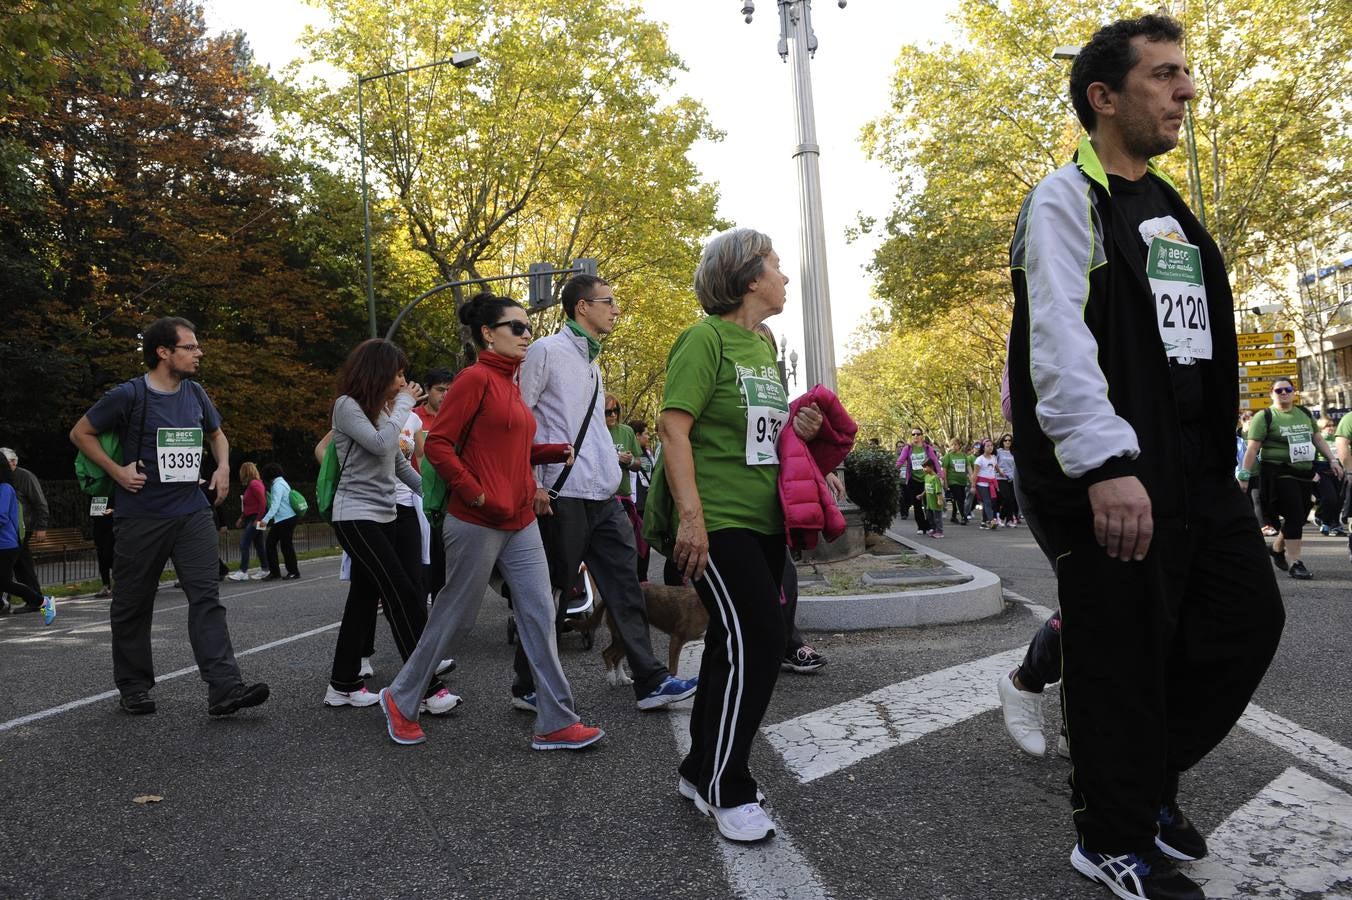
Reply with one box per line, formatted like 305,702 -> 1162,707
202,0 -> 964,367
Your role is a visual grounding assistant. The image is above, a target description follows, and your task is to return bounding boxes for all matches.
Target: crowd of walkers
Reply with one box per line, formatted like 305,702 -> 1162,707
9,13 -> 1352,899
895,431 -> 1025,534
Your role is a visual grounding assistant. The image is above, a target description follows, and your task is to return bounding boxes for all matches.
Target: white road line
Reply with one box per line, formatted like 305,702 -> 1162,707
0,620 -> 341,733
763,648 -> 1026,784
1190,767 -> 1352,899
669,641 -> 833,900
0,575 -> 337,646
1239,704 -> 1352,790
1000,588 -> 1055,622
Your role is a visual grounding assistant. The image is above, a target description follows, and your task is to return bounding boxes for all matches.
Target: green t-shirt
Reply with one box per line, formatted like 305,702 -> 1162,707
923,472 -> 944,510
608,422 -> 641,497
941,452 -> 974,486
661,317 -> 788,535
1247,405 -> 1315,472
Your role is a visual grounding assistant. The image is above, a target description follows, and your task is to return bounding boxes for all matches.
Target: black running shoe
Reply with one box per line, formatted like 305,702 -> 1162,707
1070,843 -> 1203,900
119,692 -> 157,715
1288,560 -> 1312,580
1156,802 -> 1208,861
208,682 -> 270,716
1269,545 -> 1288,571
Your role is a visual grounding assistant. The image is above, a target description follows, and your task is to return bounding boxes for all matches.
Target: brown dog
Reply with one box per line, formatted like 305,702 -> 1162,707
578,582 -> 708,685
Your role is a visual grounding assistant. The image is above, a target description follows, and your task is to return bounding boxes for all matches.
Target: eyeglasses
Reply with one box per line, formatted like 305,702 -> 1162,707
583,297 -> 619,310
1273,386 -> 1295,395
605,407 -> 620,416
491,320 -> 532,337
174,343 -> 202,352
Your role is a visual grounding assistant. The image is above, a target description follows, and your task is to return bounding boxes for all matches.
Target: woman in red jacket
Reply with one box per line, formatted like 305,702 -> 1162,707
379,292 -> 604,752
228,461 -> 268,581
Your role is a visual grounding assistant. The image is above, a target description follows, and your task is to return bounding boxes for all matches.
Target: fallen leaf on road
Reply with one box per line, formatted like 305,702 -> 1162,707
132,795 -> 163,804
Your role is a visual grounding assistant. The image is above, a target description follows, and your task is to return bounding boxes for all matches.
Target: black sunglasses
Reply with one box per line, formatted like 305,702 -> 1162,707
491,320 -> 532,337
605,406 -> 621,415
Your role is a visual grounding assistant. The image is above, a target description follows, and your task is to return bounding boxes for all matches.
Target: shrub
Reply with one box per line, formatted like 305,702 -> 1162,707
843,447 -> 900,534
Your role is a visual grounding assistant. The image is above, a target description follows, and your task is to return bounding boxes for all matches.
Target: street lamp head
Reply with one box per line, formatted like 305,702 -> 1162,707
790,349 -> 799,366
741,1 -> 755,24
451,50 -> 480,68
838,0 -> 847,7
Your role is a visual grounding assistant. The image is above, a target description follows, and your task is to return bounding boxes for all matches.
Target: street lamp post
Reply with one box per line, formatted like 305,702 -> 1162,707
358,50 -> 480,338
740,1 -> 843,392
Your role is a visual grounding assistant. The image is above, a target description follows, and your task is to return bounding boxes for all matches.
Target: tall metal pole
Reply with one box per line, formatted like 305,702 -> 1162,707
742,0 -> 841,392
358,78 -> 378,338
783,0 -> 837,392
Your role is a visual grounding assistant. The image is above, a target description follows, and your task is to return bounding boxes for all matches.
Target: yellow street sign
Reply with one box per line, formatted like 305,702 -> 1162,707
1236,331 -> 1295,347
1239,396 -> 1300,410
1237,362 -> 1299,378
1238,346 -> 1297,363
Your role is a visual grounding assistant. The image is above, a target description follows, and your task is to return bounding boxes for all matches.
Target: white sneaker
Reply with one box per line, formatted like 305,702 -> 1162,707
323,685 -> 381,708
248,570 -> 268,580
420,688 -> 462,716
435,657 -> 456,676
359,658 -> 375,678
693,795 -> 776,842
227,571 -> 249,582
997,670 -> 1046,756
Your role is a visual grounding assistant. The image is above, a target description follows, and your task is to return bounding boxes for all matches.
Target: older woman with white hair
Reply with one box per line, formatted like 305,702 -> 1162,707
653,227 -> 822,843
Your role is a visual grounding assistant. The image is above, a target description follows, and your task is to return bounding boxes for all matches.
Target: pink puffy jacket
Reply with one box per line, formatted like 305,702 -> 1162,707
777,385 -> 858,551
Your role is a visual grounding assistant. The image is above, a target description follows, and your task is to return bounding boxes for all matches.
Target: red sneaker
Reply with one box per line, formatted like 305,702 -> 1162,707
531,721 -> 605,751
379,689 -> 425,745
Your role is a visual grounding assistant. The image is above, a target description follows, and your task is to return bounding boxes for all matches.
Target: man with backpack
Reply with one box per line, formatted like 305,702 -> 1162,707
1238,378 -> 1342,580
69,316 -> 269,717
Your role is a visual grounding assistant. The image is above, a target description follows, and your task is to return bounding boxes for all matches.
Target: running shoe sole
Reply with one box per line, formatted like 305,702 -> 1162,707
531,729 -> 605,751
637,681 -> 698,710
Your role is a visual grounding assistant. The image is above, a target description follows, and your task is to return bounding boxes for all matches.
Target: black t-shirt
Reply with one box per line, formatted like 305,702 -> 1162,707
1108,173 -> 1208,456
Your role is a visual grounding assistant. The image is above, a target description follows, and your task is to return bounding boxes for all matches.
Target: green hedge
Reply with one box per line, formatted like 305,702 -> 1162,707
843,447 -> 900,534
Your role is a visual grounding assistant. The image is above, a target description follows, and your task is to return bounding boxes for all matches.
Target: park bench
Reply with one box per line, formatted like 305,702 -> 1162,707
28,527 -> 96,559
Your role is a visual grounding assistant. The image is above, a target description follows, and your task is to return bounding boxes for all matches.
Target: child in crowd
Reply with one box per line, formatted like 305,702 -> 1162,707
922,459 -> 945,538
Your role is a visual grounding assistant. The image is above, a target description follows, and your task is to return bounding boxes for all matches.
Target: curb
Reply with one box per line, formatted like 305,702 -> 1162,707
793,528 -> 1004,631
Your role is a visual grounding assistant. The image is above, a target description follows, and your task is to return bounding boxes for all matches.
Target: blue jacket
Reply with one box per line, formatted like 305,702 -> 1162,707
0,484 -> 20,550
263,477 -> 297,524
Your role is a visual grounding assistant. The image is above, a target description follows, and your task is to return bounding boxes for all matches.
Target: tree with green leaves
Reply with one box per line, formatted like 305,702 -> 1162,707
857,0 -> 1352,352
274,0 -> 723,418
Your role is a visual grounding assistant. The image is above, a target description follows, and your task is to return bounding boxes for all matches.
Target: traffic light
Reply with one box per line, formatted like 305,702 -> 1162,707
527,262 -> 553,310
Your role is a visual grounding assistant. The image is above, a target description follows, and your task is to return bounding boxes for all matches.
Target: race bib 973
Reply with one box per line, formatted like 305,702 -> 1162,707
741,372 -> 789,466
157,428 -> 203,483
1148,236 -> 1212,361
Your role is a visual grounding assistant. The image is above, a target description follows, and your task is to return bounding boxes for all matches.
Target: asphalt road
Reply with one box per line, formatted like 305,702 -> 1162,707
1,514 -> 1347,899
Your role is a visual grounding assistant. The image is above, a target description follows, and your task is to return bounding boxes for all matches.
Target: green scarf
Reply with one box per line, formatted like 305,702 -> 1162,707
565,318 -> 602,361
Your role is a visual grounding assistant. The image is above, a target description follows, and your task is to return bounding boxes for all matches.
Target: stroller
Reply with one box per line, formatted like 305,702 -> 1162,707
505,562 -> 598,649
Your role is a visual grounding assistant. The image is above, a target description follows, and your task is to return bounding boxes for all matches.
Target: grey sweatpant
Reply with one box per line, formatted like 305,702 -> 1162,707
386,516 -> 579,736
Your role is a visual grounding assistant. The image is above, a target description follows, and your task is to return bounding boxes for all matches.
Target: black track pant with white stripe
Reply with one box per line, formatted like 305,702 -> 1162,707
679,529 -> 786,809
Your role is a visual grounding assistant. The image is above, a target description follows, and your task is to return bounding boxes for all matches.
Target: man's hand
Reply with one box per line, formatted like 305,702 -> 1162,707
792,403 -> 824,442
533,488 -> 553,517
32,529 -> 47,542
825,472 -> 845,501
618,450 -> 634,467
563,445 -> 575,467
114,461 -> 147,493
674,512 -> 710,582
209,466 -> 229,506
1087,475 -> 1153,562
